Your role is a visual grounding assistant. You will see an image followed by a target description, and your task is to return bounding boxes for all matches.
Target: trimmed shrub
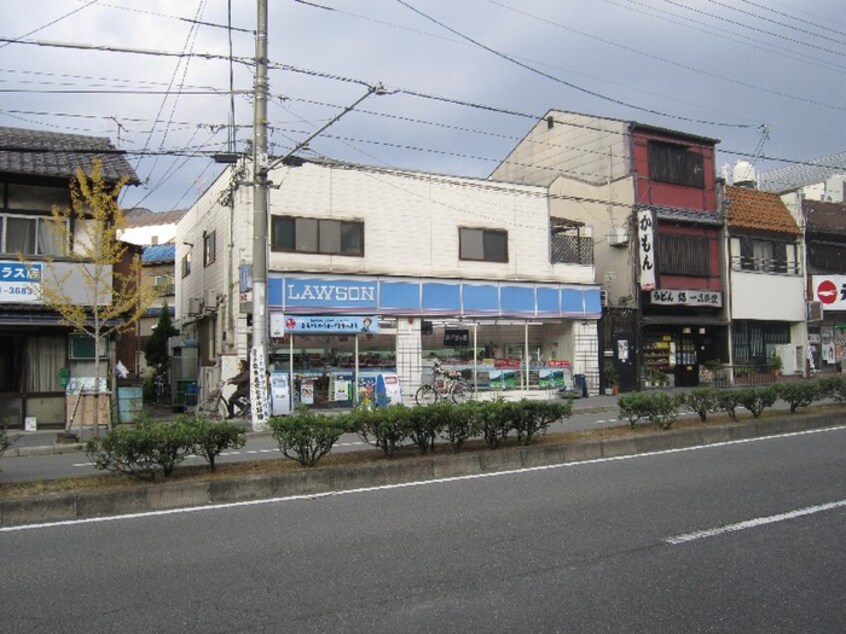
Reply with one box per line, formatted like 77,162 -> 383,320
618,392 -> 682,430
735,386 -> 779,418
86,421 -> 195,481
775,381 -> 821,414
186,415 -> 246,471
716,390 -> 740,420
617,392 -> 654,428
269,407 -> 349,467
684,387 -> 720,422
468,400 -> 511,449
507,399 -> 573,445
0,425 -> 14,467
646,392 -> 682,430
818,375 -> 846,402
436,401 -> 474,453
406,404 -> 442,455
349,405 -> 408,458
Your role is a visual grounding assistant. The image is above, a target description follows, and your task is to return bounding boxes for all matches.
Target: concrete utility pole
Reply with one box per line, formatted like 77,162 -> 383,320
250,0 -> 270,431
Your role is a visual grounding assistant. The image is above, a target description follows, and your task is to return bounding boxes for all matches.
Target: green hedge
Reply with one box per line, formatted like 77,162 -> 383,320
625,378 -> 846,428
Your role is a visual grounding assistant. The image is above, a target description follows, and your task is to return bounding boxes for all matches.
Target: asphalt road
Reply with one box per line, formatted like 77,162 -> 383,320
2,424 -> 844,632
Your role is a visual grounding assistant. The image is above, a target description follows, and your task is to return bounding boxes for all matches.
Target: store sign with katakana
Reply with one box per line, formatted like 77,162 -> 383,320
0,261 -> 42,304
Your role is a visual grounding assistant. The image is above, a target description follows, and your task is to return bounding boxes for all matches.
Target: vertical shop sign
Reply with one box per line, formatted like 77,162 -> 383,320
637,209 -> 656,291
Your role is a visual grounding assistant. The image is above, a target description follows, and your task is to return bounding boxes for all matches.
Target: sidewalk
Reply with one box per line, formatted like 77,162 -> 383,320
5,393 -> 621,457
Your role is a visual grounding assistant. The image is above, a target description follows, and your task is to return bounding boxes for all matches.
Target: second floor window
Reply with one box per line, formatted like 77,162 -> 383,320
0,214 -> 66,256
181,251 -> 191,278
657,233 -> 711,276
204,230 -> 216,267
736,237 -> 798,274
271,216 -> 364,256
648,141 -> 705,188
459,227 -> 508,263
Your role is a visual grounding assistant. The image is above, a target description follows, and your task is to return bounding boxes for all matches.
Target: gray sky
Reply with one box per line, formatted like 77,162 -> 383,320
2,0 -> 844,211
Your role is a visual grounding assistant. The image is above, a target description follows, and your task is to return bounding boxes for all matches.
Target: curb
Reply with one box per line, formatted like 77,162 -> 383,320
1,410 -> 840,527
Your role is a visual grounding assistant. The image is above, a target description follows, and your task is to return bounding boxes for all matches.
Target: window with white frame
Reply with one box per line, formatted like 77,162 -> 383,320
204,230 -> 216,267
0,214 -> 66,256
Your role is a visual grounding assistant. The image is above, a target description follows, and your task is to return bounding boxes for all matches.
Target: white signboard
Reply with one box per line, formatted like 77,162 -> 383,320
249,345 -> 269,431
812,275 -> 846,311
637,209 -> 656,291
650,289 -> 723,308
0,262 -> 41,303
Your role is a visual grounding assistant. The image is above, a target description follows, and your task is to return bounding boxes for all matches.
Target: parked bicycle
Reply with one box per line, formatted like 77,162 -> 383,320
415,360 -> 469,405
193,380 -> 251,420
153,372 -> 171,406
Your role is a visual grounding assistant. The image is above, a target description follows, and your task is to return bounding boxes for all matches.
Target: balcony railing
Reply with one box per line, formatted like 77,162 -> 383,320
551,235 -> 593,265
156,283 -> 176,297
730,255 -> 800,275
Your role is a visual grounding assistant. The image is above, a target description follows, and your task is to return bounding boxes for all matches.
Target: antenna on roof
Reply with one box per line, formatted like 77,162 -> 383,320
108,116 -> 126,148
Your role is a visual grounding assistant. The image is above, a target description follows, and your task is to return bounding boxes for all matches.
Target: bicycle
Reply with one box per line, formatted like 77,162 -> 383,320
193,380 -> 251,420
415,360 -> 469,405
153,372 -> 171,406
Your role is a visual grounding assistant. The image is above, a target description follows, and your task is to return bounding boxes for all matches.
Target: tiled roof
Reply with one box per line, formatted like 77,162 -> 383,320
0,126 -> 138,183
725,185 -> 800,235
804,199 -> 846,236
142,244 -> 176,263
125,208 -> 187,227
639,205 -> 723,226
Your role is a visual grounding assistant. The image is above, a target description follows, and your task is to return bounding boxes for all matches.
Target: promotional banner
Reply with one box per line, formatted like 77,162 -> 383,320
282,315 -> 380,334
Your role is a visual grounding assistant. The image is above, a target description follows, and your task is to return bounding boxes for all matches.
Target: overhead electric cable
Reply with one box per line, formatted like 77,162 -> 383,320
0,0 -> 100,51
394,0 -> 753,128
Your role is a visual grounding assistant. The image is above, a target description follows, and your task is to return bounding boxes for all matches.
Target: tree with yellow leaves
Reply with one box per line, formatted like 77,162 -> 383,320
21,158 -> 158,433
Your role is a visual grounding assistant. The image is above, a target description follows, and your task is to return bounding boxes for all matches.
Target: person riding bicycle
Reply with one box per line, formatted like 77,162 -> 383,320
226,359 -> 250,418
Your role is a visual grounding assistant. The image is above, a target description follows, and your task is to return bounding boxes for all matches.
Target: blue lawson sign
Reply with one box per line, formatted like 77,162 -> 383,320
283,315 -> 380,334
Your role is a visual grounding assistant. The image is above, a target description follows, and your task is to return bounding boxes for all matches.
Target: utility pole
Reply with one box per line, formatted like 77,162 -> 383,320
250,0 -> 270,431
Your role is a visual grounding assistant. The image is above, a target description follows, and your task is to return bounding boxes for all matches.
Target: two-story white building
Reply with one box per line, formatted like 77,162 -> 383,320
724,184 -> 806,376
177,158 -> 601,407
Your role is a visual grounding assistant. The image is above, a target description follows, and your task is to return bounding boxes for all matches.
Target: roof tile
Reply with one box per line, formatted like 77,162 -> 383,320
726,185 -> 799,235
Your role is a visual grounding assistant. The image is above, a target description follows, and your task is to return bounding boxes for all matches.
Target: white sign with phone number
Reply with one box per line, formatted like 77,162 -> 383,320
0,262 -> 41,303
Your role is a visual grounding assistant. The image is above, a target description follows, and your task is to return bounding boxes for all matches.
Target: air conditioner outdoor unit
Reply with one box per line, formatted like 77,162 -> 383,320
188,297 -> 202,314
204,289 -> 219,310
607,226 -> 628,247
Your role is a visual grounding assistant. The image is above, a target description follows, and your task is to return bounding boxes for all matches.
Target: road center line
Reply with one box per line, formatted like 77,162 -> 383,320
5,424 -> 845,533
666,499 -> 846,545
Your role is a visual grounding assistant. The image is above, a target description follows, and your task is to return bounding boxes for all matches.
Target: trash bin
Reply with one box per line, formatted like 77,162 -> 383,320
573,374 -> 588,398
117,386 -> 144,423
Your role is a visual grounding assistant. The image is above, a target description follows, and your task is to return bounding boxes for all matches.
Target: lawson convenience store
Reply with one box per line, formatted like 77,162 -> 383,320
263,273 -> 602,406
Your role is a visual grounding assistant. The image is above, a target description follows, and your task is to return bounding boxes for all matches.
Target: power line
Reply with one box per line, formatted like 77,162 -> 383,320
705,0 -> 846,45
394,0 -> 753,128
0,0 -> 101,51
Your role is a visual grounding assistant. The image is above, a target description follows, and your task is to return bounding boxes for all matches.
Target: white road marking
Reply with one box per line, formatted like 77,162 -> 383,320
666,499 -> 846,545
4,424 -> 844,534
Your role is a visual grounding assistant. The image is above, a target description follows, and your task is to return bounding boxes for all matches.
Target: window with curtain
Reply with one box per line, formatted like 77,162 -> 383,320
26,335 -> 65,392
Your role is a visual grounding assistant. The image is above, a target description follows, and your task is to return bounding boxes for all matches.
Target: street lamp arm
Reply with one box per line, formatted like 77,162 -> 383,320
267,83 -> 386,172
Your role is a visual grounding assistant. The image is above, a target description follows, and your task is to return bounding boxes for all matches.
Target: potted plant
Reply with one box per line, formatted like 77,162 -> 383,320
604,361 -> 619,395
769,351 -> 783,377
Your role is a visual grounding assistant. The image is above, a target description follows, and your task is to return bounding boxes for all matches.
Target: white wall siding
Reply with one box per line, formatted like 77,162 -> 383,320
730,272 -> 805,321
267,162 -> 594,285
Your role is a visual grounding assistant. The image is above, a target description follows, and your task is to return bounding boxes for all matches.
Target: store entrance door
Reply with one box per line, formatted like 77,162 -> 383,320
675,336 -> 699,387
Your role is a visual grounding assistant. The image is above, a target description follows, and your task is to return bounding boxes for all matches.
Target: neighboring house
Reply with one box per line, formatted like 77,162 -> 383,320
131,244 -> 177,376
491,111 -> 728,391
176,158 -> 602,406
724,185 -> 805,376
797,199 -> 846,372
121,208 -> 186,246
0,126 -> 136,429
